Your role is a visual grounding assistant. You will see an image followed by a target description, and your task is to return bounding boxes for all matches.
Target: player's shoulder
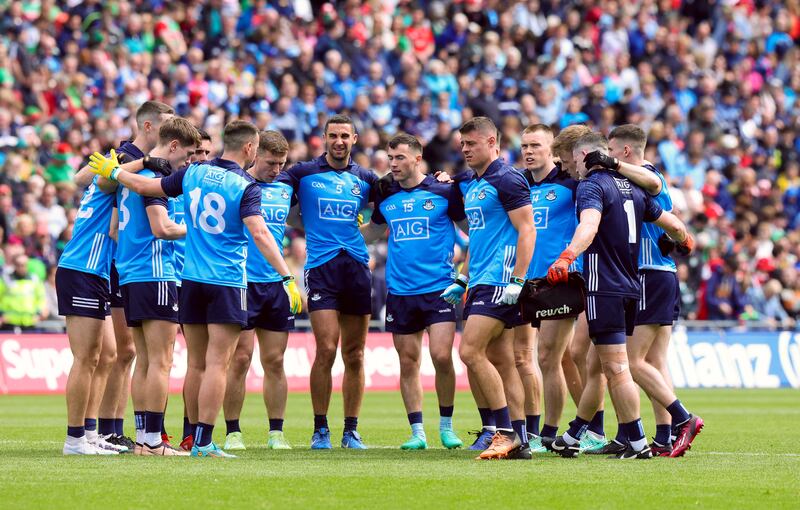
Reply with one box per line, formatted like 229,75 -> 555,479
348,161 -> 378,184
116,140 -> 144,161
490,162 -> 528,191
417,174 -> 455,198
283,157 -> 325,180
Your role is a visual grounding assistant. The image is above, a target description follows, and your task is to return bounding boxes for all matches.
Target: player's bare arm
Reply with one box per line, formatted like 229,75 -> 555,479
243,214 -> 292,277
145,205 -> 186,240
507,204 -> 536,279
359,222 -> 386,244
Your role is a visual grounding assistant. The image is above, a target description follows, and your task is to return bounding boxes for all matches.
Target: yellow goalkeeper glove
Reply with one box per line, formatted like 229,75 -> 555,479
282,275 -> 303,315
88,149 -> 122,180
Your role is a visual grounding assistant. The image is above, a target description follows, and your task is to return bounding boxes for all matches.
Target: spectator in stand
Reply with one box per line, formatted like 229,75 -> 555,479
0,253 -> 46,330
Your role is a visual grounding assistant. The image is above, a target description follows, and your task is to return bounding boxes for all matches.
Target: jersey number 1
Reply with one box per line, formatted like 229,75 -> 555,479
623,200 -> 636,244
188,188 -> 227,234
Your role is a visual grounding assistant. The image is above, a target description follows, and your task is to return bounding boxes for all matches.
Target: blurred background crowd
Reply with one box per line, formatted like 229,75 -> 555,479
1,0 -> 799,330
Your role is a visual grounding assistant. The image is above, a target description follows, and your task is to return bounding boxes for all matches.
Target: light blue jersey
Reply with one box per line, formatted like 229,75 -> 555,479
246,181 -> 293,283
115,169 -> 177,285
457,160 -> 531,287
58,176 -> 115,280
171,194 -> 185,282
639,165 -> 677,272
372,175 -> 466,295
161,158 -> 263,289
525,167 -> 583,279
276,155 -> 377,269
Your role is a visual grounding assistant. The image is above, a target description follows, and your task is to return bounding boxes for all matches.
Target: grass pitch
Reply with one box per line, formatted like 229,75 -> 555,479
0,389 -> 798,509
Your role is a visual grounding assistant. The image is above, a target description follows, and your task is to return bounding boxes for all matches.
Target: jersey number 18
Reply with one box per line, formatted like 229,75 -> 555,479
188,188 -> 227,234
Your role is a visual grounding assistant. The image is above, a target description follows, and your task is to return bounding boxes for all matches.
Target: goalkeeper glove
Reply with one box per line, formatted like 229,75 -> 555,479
676,232 -> 695,256
584,150 -> 620,171
282,275 -> 303,315
143,155 -> 173,176
657,233 -> 677,256
547,248 -> 577,285
88,150 -> 122,180
499,276 -> 525,305
440,274 -> 468,305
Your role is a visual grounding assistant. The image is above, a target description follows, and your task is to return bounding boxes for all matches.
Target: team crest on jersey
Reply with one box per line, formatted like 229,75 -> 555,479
386,314 -> 394,322
477,190 -> 486,200
311,293 -> 322,301
281,189 -> 290,200
422,199 -> 434,211
351,183 -> 362,197
172,303 -> 179,312
545,190 -> 557,201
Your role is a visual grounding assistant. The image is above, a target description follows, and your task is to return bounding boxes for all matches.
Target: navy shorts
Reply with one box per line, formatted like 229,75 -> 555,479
245,281 -> 295,331
109,263 -> 124,308
385,290 -> 456,334
179,279 -> 247,327
305,251 -> 371,315
586,294 -> 638,341
121,281 -> 179,327
55,267 -> 110,320
635,270 -> 680,326
463,285 -> 522,329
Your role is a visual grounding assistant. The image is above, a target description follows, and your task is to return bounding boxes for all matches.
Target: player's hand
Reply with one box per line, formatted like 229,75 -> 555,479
440,275 -> 468,305
143,155 -> 173,176
88,150 -> 121,180
499,279 -> 524,305
676,232 -> 695,256
434,171 -> 453,183
584,151 -> 620,171
547,248 -> 577,285
657,233 -> 677,256
282,275 -> 303,315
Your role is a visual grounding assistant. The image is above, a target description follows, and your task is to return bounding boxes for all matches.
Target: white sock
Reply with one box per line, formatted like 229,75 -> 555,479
411,423 -> 426,439
483,425 -> 496,432
630,437 -> 648,451
563,432 -> 580,446
65,434 -> 85,445
135,428 -> 144,445
85,429 -> 98,443
587,430 -> 604,440
439,416 -> 453,431
144,432 -> 161,447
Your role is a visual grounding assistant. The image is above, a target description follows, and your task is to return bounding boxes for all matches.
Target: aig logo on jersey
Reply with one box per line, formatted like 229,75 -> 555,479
390,217 -> 430,242
614,177 -> 633,195
465,207 -> 486,230
533,207 -> 549,229
262,204 -> 289,225
318,197 -> 358,221
203,169 -> 225,185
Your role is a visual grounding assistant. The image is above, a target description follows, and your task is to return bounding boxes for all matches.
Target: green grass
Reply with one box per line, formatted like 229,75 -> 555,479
0,389 -> 798,509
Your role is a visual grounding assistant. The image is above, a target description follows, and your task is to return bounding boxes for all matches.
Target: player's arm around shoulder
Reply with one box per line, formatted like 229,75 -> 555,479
360,221 -> 387,244
616,161 -> 662,196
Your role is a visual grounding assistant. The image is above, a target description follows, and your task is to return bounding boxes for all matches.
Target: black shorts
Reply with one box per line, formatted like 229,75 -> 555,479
586,294 -> 638,341
462,284 -> 523,329
385,290 -> 456,334
121,281 -> 179,327
179,279 -> 247,327
55,267 -> 110,320
109,263 -> 124,309
305,251 -> 371,315
635,270 -> 680,326
245,281 -> 295,332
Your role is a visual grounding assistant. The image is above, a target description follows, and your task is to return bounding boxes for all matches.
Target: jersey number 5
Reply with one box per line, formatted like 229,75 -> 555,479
623,199 -> 636,244
188,188 -> 227,234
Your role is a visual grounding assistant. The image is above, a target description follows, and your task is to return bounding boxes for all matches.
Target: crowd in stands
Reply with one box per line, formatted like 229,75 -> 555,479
1,0 -> 800,329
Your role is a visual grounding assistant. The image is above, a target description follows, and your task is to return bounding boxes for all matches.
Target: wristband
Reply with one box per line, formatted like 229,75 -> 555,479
143,154 -> 150,169
454,274 -> 468,288
282,275 -> 295,283
509,276 -> 525,286
110,167 -> 121,181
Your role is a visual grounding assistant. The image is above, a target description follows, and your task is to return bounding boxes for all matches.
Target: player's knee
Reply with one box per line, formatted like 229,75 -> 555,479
458,343 -> 481,367
314,343 -> 338,368
514,348 -> 535,375
99,347 -> 117,367
600,354 -> 633,390
231,349 -> 254,375
261,352 -> 285,373
341,347 -> 363,369
116,343 -> 136,366
430,348 -> 453,371
537,346 -> 559,372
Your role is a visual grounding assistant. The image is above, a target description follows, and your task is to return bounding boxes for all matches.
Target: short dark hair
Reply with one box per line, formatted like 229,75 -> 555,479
608,124 -> 647,153
197,128 -> 212,142
459,116 -> 498,139
135,101 -> 174,129
222,120 -> 259,151
522,124 -> 554,137
158,117 -> 200,147
573,132 -> 609,153
387,132 -> 423,154
324,114 -> 356,134
258,130 -> 289,155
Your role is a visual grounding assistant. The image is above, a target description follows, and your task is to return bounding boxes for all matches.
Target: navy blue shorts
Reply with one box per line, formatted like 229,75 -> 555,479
121,281 -> 179,327
245,281 -> 295,331
55,267 -> 110,320
179,279 -> 247,327
305,251 -> 371,315
385,290 -> 456,334
463,285 -> 522,329
586,294 -> 638,341
635,270 -> 680,326
109,263 -> 124,308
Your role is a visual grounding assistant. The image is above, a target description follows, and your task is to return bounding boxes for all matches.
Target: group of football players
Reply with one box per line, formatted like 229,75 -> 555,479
58,100 -> 702,460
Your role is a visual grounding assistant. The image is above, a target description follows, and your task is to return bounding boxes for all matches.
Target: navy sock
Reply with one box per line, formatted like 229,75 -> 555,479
344,416 -> 358,432
526,415 -> 541,436
623,419 -> 646,444
654,424 -> 672,446
511,419 -> 527,445
84,418 -> 97,432
161,414 -> 168,435
588,410 -> 605,437
67,426 -> 85,439
540,424 -> 558,439
134,411 -> 145,432
478,408 -> 495,429
145,411 -> 163,434
114,418 -> 124,437
183,417 -> 193,440
269,418 -> 284,432
666,399 -> 691,425
614,422 -> 627,444
491,407 -> 512,430
439,405 -> 454,418
407,411 -> 423,426
195,422 -> 214,448
314,414 -> 328,431
565,417 -> 590,441
98,418 -> 115,436
226,419 -> 241,435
